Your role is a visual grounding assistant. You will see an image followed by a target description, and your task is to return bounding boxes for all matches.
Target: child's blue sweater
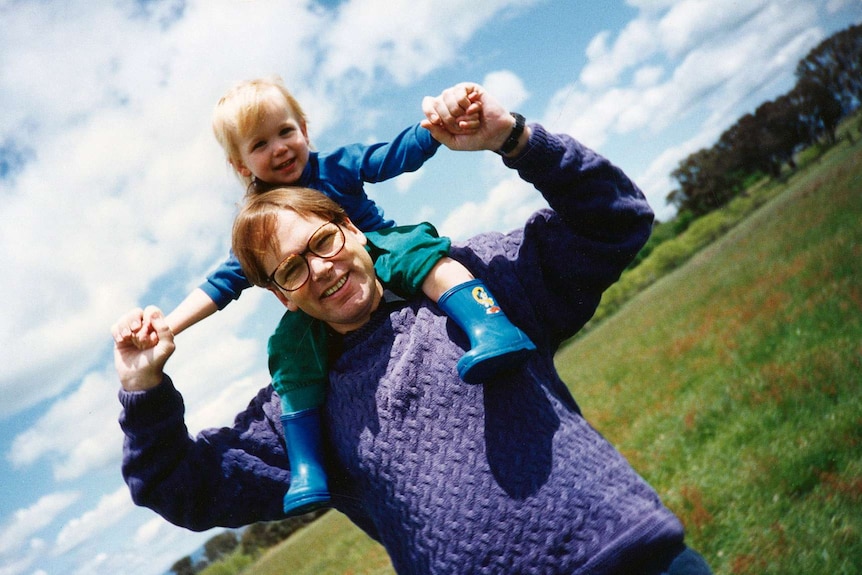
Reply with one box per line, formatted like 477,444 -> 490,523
201,123 -> 441,309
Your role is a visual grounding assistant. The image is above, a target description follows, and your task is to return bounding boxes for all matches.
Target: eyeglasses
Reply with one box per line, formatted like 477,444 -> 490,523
267,221 -> 346,292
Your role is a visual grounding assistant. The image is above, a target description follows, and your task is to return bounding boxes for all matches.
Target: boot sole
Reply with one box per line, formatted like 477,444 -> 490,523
458,342 -> 537,384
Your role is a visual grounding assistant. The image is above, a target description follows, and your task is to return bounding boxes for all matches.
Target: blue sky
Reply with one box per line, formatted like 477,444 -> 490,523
1,1 -> 859,574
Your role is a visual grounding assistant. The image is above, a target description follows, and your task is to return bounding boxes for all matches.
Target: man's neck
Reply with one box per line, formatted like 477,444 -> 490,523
327,279 -> 385,335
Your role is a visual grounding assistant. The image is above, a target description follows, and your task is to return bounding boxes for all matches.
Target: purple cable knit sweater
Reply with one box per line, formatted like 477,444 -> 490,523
120,125 -> 685,574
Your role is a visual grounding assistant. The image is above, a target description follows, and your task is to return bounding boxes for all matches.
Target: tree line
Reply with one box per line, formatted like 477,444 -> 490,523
169,510 -> 326,575
667,23 -> 861,217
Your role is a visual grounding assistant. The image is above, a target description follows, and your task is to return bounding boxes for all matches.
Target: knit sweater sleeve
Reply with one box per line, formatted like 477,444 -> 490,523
453,124 -> 654,350
118,377 -> 289,530
354,122 -> 442,183
312,123 -> 439,231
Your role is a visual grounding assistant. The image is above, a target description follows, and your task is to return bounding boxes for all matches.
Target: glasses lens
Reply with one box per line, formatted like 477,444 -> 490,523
274,255 -> 307,291
271,222 -> 345,291
309,223 -> 344,258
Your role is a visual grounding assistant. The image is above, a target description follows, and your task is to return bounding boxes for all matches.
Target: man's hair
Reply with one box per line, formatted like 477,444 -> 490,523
232,187 -> 348,287
212,76 -> 309,189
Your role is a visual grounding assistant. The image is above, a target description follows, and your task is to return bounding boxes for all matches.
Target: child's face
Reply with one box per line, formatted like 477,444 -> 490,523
234,94 -> 310,186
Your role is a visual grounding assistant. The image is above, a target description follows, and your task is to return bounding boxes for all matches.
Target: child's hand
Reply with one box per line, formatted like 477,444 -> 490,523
422,83 -> 483,134
132,319 -> 161,350
112,308 -> 161,350
112,306 -> 176,391
421,82 -> 515,152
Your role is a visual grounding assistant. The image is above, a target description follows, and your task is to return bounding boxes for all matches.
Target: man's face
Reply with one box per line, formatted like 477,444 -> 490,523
265,210 -> 382,334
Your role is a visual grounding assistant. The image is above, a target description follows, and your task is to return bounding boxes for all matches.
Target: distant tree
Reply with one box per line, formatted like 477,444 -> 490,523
753,95 -> 803,173
790,77 -> 843,145
796,23 -> 862,116
239,510 -> 327,557
717,114 -> 759,175
665,24 -> 860,221
170,556 -> 195,575
668,146 -> 739,216
792,23 -> 861,145
203,530 -> 239,564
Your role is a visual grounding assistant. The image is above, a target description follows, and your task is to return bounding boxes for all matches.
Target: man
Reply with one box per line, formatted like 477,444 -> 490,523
113,83 -> 711,575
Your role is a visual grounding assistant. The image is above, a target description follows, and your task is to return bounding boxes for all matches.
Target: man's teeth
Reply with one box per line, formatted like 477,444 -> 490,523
322,276 -> 347,298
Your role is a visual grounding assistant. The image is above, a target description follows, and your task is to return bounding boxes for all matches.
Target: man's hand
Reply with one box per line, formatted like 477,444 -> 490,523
111,306 -> 176,392
421,82 -> 519,152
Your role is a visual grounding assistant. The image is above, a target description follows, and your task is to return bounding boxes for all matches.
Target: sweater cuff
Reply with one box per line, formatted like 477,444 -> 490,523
502,123 -> 565,173
416,123 -> 443,153
118,375 -> 185,425
198,280 -> 233,311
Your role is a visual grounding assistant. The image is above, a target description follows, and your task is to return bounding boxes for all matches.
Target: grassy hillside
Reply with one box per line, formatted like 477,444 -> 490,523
556,137 -> 862,574
226,136 -> 861,575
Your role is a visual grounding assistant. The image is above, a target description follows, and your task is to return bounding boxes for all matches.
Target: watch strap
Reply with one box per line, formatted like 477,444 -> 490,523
497,112 -> 525,154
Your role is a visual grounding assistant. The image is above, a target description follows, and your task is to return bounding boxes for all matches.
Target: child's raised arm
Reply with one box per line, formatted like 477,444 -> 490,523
164,288 -> 219,336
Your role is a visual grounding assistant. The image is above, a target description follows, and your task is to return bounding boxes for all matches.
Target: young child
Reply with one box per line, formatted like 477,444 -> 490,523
164,78 -> 535,516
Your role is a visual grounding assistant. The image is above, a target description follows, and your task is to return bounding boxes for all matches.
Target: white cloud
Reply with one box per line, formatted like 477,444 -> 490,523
393,170 -> 423,193
7,288 -> 273,481
826,0 -> 859,14
656,0 -> 769,58
165,289 -> 277,432
581,18 -> 658,89
8,367 -> 124,479
482,70 -> 530,111
53,487 -> 133,556
439,175 -> 548,240
319,0 -> 538,85
134,518 -> 167,547
0,0 -> 329,419
0,1 -> 239,417
70,552 -> 109,575
0,0 -> 548,422
0,492 -> 80,556
541,0 -> 831,215
0,554 -> 35,575
88,520 -> 215,575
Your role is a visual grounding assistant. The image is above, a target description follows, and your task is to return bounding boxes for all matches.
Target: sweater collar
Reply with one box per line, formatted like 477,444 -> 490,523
341,290 -> 405,348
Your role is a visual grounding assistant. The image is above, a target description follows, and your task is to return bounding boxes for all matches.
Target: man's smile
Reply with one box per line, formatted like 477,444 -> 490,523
321,275 -> 347,299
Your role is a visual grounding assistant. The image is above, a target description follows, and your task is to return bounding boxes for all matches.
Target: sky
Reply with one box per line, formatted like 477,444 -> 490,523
0,1 -> 859,574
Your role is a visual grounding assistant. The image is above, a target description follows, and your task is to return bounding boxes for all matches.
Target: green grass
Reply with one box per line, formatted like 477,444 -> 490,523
244,510 -> 395,575
216,132 -> 862,575
556,136 -> 862,574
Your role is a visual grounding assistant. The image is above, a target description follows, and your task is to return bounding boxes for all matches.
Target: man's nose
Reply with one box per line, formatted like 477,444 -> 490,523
307,254 -> 333,278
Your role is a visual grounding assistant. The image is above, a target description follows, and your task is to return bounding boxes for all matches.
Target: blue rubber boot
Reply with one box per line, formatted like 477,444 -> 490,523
437,279 -> 536,384
280,408 -> 331,516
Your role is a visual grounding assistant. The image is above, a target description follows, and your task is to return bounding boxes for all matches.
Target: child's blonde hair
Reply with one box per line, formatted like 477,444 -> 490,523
212,77 -> 309,188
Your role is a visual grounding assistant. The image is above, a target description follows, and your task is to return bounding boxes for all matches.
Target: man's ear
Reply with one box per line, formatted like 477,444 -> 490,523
268,286 -> 299,311
341,217 -> 367,247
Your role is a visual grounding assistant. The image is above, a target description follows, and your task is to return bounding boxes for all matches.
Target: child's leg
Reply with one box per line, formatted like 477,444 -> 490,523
367,224 -> 536,384
429,260 -> 536,384
268,310 -> 331,516
418,256 -> 474,301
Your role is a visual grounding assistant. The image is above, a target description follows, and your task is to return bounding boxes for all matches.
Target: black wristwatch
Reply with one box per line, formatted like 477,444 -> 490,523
497,112 -> 526,154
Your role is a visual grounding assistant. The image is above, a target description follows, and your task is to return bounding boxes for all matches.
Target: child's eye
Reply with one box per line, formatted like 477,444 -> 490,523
280,127 -> 294,137
251,140 -> 266,151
